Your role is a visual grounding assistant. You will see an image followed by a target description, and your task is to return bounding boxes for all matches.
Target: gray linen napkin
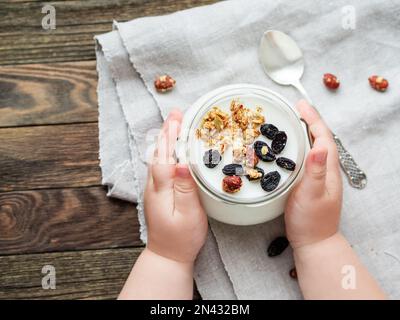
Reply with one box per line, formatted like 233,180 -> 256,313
96,27 -> 236,298
96,0 -> 400,299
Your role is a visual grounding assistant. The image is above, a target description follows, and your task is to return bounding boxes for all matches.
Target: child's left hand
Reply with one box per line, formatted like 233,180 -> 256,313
144,109 -> 208,263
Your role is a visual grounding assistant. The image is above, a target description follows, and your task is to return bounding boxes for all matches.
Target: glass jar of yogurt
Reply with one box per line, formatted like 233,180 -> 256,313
176,84 -> 310,225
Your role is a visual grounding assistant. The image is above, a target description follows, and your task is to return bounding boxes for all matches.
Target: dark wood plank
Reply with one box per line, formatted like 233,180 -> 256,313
0,248 -> 201,300
0,61 -> 97,127
0,247 -> 142,299
0,123 -> 101,191
0,186 -> 141,255
0,0 -> 220,65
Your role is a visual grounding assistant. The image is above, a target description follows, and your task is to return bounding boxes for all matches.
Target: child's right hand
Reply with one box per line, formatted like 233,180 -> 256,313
144,109 -> 208,264
285,100 -> 343,249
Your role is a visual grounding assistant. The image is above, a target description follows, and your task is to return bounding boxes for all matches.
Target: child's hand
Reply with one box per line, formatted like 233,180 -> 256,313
285,100 -> 343,249
144,109 -> 208,263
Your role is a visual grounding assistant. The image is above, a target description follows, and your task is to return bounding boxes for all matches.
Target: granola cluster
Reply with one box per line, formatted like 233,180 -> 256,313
196,100 -> 266,187
196,100 -> 264,156
197,100 -> 296,194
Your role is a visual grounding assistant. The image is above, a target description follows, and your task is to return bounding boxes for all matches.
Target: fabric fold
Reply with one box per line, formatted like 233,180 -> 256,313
95,28 -> 236,298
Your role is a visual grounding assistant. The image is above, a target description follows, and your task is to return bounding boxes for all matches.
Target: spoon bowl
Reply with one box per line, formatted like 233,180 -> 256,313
259,30 -> 367,189
259,30 -> 304,86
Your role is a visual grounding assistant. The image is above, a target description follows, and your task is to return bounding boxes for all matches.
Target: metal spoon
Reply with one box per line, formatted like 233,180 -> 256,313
259,30 -> 367,189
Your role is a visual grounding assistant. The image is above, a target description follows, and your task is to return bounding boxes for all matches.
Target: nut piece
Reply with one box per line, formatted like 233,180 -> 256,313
243,128 -> 260,145
245,167 -> 264,181
369,75 -> 389,92
261,146 -> 268,155
222,175 -> 242,193
230,100 -> 249,130
154,75 -> 176,92
197,106 -> 230,147
323,73 -> 340,90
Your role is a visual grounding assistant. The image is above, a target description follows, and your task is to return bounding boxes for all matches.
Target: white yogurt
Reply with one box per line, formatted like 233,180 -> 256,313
188,93 -> 301,203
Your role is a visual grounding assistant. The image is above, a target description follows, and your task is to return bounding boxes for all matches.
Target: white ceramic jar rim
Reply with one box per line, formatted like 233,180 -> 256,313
181,84 -> 306,205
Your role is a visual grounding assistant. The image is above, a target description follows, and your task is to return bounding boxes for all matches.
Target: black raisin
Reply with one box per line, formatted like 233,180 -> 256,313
203,149 -> 222,168
260,171 -> 281,192
271,131 -> 287,154
276,157 -> 296,171
267,236 -> 289,257
254,141 -> 276,162
245,167 -> 264,181
222,164 -> 244,176
260,123 -> 279,139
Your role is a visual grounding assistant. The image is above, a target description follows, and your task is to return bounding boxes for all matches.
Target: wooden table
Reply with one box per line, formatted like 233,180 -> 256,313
0,0 -> 217,300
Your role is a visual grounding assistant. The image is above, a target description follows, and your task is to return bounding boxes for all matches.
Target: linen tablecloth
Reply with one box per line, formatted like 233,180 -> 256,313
95,0 -> 400,299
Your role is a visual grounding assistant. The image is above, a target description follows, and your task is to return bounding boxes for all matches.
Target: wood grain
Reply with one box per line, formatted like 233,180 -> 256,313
0,186 -> 141,255
0,0 -> 209,300
0,0 -> 220,65
0,247 -> 142,299
0,61 -> 97,127
0,248 -> 201,300
0,122 -> 101,191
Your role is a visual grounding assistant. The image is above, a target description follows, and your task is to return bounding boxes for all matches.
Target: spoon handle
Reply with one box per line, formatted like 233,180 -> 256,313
292,81 -> 367,189
303,119 -> 367,189
332,133 -> 367,189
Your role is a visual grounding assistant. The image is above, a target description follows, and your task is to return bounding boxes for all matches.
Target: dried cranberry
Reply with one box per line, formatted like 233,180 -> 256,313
222,175 -> 242,193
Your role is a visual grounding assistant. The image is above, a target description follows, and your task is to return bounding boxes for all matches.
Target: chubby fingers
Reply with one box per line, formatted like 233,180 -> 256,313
296,100 -> 341,195
151,109 -> 183,190
302,143 -> 328,197
297,100 -> 340,172
174,164 -> 202,214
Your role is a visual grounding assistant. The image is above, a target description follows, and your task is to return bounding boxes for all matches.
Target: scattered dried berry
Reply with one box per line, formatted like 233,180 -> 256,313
245,167 -> 264,181
222,164 -> 244,176
245,146 -> 259,168
271,131 -> 287,154
254,141 -> 276,162
289,267 -> 297,279
369,75 -> 389,92
276,157 -> 296,171
154,75 -> 176,92
222,175 -> 242,193
260,123 -> 279,140
203,149 -> 222,168
261,171 -> 281,192
323,73 -> 340,90
267,236 -> 289,257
